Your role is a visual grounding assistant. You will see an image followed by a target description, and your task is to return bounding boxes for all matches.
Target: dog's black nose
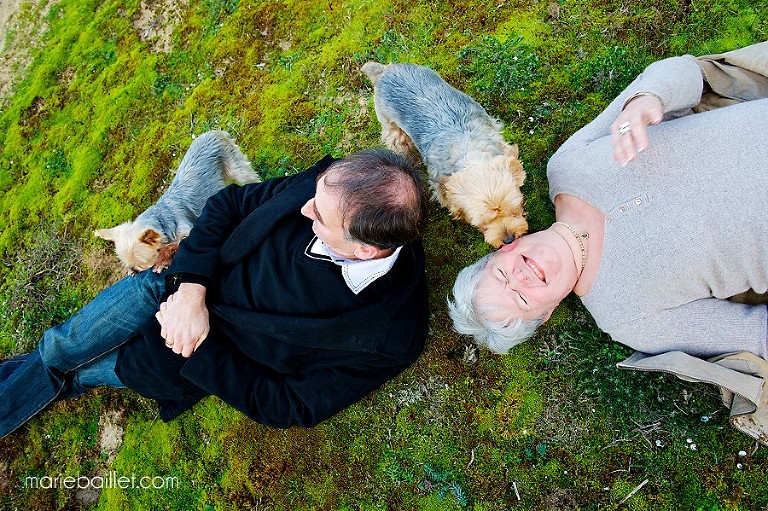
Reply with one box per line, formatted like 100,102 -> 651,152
502,235 -> 516,245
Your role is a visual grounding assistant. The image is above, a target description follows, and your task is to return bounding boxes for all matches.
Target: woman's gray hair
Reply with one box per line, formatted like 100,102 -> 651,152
448,253 -> 545,354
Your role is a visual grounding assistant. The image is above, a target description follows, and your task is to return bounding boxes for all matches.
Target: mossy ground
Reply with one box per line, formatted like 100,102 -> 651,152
0,0 -> 766,509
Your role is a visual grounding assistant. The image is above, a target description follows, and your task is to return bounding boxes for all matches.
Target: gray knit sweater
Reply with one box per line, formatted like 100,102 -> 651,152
547,55 -> 768,357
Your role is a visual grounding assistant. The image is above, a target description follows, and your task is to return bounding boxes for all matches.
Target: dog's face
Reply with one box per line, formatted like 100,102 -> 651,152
95,223 -> 163,273
441,154 -> 528,247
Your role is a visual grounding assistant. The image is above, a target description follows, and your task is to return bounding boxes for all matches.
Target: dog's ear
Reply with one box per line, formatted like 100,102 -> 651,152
95,227 -> 117,242
139,229 -> 162,247
435,176 -> 452,208
502,155 -> 526,188
441,174 -> 471,222
504,143 -> 519,160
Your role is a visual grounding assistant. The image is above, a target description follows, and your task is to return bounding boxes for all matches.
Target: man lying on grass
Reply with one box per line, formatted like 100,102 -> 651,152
0,146 -> 428,436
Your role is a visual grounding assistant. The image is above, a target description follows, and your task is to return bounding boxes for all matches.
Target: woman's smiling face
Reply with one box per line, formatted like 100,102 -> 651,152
474,230 -> 579,323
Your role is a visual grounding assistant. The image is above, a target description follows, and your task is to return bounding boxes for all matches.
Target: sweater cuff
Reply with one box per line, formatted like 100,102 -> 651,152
164,272 -> 212,293
179,338 -> 225,390
622,91 -> 664,111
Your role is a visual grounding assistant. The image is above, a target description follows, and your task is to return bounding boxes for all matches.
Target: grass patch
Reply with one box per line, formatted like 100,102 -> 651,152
0,0 -> 766,509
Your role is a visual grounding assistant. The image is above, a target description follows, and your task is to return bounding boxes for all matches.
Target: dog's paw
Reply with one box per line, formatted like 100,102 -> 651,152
152,241 -> 181,273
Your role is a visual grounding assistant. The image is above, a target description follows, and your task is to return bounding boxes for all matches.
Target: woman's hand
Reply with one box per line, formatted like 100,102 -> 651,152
155,283 -> 209,358
611,94 -> 664,165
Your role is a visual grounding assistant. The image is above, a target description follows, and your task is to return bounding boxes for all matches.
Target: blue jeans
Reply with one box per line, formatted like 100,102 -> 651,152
0,270 -> 167,437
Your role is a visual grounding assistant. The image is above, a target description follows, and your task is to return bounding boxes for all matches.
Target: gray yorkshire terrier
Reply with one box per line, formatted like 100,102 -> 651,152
96,130 -> 260,273
361,62 -> 527,247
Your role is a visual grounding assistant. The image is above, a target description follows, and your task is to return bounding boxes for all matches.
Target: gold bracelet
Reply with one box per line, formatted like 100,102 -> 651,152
622,91 -> 664,111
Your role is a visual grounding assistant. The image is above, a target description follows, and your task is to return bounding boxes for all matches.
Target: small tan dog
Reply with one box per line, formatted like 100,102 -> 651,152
96,130 -> 259,273
361,61 -> 527,247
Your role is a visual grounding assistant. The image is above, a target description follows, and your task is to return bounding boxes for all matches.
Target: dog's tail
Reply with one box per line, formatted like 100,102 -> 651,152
361,61 -> 387,85
210,130 -> 261,185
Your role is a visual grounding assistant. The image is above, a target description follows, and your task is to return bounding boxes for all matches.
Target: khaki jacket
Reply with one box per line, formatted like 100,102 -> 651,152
695,41 -> 768,111
618,41 -> 768,445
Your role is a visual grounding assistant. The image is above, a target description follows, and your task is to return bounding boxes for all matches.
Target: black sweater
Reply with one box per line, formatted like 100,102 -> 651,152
116,156 -> 429,427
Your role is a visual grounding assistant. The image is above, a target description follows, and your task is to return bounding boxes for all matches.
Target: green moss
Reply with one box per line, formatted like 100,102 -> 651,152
569,44 -> 651,97
1,0 -> 767,509
459,34 -> 541,100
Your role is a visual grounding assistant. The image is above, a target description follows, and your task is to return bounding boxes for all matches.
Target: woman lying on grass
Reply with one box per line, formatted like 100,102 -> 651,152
450,42 -> 768,443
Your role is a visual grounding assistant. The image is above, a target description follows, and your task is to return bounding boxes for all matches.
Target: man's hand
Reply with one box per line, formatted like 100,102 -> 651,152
155,283 -> 209,358
611,94 -> 664,165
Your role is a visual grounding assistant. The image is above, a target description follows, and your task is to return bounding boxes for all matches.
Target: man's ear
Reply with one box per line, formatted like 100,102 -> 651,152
353,243 -> 385,261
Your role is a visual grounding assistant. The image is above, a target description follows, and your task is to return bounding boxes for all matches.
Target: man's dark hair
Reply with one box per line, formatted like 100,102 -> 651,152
322,149 -> 427,250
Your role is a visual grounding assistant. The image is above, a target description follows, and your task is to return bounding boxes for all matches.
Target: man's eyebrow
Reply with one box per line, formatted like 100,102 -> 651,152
313,200 -> 324,225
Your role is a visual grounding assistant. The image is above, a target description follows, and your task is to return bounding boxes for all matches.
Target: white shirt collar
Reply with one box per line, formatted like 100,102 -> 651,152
305,237 -> 402,294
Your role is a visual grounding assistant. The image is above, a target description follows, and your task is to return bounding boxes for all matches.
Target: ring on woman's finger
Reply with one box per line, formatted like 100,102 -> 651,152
618,122 -> 631,135
165,340 -> 173,348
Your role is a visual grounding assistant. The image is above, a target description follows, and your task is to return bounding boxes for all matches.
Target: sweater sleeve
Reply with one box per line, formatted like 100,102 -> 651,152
167,156 -> 336,286
178,336 -> 416,428
550,56 -> 704,166
605,299 -> 768,359
166,174 -> 295,286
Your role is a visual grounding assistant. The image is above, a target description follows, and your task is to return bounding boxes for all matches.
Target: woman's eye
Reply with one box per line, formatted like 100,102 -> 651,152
516,290 -> 531,310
